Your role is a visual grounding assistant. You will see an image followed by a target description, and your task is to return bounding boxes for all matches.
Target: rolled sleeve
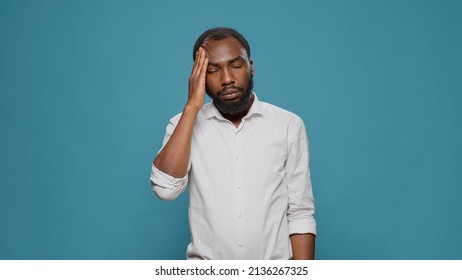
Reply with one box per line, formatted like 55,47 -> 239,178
286,118 -> 317,236
150,113 -> 189,201
150,164 -> 188,201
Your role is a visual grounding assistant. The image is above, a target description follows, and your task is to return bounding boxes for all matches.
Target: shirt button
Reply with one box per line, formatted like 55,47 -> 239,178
238,244 -> 243,248
237,213 -> 242,218
236,185 -> 241,189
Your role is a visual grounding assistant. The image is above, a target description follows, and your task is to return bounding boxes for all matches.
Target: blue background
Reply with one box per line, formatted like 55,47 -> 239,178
1,0 -> 461,259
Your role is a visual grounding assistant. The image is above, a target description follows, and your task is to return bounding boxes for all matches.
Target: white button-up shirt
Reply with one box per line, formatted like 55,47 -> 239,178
151,94 -> 316,259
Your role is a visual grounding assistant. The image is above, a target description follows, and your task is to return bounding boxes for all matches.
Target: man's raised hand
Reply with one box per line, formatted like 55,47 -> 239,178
187,47 -> 209,112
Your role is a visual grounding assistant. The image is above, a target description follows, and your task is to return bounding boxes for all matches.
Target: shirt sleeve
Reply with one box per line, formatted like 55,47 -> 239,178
286,117 -> 317,236
150,114 -> 190,201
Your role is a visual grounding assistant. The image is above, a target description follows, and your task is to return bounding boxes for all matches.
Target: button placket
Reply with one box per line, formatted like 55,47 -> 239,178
233,129 -> 245,257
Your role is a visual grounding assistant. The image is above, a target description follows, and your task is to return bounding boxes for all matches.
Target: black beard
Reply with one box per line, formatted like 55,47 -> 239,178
206,77 -> 254,115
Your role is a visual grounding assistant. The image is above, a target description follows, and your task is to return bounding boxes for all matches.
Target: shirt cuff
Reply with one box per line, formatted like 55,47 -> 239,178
288,216 -> 317,236
150,164 -> 188,201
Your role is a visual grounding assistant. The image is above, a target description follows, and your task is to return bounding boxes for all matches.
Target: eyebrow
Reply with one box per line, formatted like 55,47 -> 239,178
208,56 -> 243,67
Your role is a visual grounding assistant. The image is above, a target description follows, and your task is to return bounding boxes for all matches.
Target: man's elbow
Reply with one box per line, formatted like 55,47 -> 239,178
150,164 -> 188,201
150,177 -> 184,201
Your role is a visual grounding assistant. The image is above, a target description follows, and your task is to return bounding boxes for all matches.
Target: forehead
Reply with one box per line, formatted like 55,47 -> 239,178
202,37 -> 248,63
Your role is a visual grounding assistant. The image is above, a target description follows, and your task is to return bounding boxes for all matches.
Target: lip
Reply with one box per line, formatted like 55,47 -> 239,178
221,89 -> 241,100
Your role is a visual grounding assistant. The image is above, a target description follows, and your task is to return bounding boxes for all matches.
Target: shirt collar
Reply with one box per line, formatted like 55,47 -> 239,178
204,92 -> 264,120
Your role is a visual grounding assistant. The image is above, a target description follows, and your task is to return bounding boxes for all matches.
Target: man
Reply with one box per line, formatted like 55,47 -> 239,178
150,27 -> 316,260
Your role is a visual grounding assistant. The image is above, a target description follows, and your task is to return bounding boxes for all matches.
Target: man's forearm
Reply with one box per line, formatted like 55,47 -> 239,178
290,233 -> 315,260
153,104 -> 199,178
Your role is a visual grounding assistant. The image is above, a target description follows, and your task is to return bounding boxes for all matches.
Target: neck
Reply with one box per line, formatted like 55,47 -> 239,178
220,93 -> 255,127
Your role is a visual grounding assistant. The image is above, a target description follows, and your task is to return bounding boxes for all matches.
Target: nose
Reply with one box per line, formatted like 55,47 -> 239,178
221,67 -> 235,86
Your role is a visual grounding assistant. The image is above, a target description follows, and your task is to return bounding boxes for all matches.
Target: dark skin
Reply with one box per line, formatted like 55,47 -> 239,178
154,37 -> 315,259
202,37 -> 254,127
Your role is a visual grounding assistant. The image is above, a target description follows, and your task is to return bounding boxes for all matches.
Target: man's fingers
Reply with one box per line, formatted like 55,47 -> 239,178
195,48 -> 207,77
197,51 -> 208,89
190,49 -> 200,76
198,56 -> 209,81
190,48 -> 208,89
191,48 -> 206,77
188,48 -> 208,102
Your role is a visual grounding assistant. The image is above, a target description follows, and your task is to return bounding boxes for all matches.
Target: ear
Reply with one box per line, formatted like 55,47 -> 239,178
250,59 -> 255,76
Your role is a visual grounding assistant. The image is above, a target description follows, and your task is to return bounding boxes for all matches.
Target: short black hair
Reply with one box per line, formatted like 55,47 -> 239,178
192,27 -> 251,60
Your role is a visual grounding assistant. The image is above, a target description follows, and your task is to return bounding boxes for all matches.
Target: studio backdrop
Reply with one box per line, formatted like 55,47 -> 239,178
0,0 -> 461,259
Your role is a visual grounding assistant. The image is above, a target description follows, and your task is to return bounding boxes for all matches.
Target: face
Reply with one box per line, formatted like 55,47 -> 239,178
202,37 -> 255,115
